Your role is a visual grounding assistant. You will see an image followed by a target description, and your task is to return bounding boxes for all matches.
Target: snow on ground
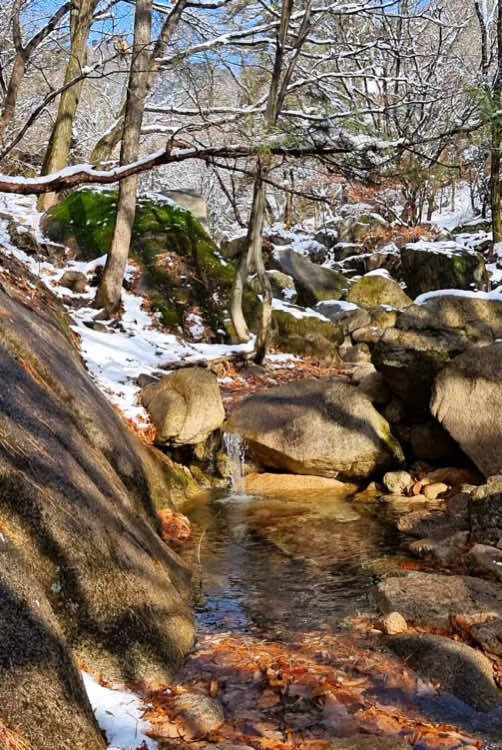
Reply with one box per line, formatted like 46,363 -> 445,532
82,672 -> 157,750
429,182 -> 477,232
0,194 -> 257,423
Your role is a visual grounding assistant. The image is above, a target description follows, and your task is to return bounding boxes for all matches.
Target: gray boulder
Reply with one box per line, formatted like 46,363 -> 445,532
226,377 -> 403,479
401,240 -> 487,298
274,248 -> 350,306
388,634 -> 501,712
316,300 -> 370,334
431,343 -> 502,477
376,571 -> 502,630
142,367 -> 225,445
369,294 -> 502,417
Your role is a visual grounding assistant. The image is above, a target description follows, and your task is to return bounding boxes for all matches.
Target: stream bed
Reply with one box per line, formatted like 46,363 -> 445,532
168,490 -> 502,750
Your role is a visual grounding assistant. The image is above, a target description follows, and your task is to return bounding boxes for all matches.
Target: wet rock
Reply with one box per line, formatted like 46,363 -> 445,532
407,532 -> 469,567
174,693 -> 224,738
467,544 -> 502,582
273,248 -> 350,306
431,343 -> 502,477
401,241 -> 487,298
388,633 -> 501,712
59,270 -> 88,293
381,611 -> 407,635
141,367 -> 225,445
383,470 -> 413,495
471,618 -> 502,656
347,274 -> 412,309
8,219 -> 40,255
226,378 -> 404,480
377,572 -> 502,630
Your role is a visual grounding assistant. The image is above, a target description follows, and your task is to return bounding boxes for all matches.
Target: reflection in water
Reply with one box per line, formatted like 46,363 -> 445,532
182,491 -> 402,635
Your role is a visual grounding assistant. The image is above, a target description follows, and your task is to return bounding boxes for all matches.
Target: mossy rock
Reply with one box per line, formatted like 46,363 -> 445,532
41,189 -> 255,338
401,242 -> 487,299
347,275 -> 412,309
271,307 -> 343,362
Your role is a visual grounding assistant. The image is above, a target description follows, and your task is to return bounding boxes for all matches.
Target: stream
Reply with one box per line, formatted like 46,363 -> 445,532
175,489 -> 502,750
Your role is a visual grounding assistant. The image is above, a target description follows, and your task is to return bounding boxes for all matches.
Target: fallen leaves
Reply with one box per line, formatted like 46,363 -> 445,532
142,630 -> 483,750
157,509 -> 191,542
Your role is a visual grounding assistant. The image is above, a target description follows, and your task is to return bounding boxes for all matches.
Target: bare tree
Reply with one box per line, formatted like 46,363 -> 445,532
0,0 -> 71,142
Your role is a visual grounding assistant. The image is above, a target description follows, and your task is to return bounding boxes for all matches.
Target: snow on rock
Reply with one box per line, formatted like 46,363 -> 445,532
272,297 -> 331,321
82,672 -> 157,750
415,288 -> 502,305
405,239 -> 478,257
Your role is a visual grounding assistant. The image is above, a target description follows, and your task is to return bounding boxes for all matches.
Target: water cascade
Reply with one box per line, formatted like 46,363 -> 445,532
223,432 -> 246,495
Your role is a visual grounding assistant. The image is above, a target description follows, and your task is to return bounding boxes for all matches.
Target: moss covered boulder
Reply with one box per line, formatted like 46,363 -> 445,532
41,189 -> 251,337
401,240 -> 487,298
347,274 -> 412,309
271,302 -> 344,362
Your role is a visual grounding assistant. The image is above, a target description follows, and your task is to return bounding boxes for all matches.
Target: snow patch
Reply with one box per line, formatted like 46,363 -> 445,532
82,671 -> 157,750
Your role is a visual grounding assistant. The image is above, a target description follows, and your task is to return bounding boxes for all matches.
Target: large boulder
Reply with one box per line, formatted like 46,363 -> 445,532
0,536 -> 105,750
431,343 -> 502,477
0,264 -> 195,712
388,634 -> 501,712
369,293 -> 502,417
41,189 -> 252,337
376,571 -> 502,630
401,240 -> 487,298
141,367 -> 225,445
226,377 -> 403,479
271,301 -> 344,361
347,274 -> 412,309
273,248 -> 350,306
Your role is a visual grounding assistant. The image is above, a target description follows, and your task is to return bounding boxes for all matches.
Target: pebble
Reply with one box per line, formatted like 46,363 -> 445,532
381,611 -> 408,635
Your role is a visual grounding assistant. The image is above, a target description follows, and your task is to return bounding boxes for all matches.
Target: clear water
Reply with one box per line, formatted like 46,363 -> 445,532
181,491 -> 403,636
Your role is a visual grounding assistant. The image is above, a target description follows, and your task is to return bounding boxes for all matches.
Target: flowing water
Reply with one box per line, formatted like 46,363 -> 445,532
182,491 -> 402,635
222,432 -> 247,495
179,490 -> 502,748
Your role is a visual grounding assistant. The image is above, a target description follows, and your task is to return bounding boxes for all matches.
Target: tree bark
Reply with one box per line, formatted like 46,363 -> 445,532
95,0 -> 152,314
90,0 -> 188,166
39,0 -> 97,211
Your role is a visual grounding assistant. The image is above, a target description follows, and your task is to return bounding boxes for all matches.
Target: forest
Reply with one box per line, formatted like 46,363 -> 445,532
2,1 -> 502,749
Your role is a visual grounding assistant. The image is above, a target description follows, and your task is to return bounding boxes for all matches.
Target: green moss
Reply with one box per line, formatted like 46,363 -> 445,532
347,275 -> 412,309
43,189 -> 248,337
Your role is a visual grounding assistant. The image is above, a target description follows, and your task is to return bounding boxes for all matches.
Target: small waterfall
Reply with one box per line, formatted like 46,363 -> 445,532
223,432 -> 246,495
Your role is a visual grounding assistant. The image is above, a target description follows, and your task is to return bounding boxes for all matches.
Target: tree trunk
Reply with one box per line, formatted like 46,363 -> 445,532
95,0 -> 152,314
249,181 -> 272,364
90,0 -> 188,166
0,55 -> 26,142
492,122 -> 502,244
39,0 -> 96,211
